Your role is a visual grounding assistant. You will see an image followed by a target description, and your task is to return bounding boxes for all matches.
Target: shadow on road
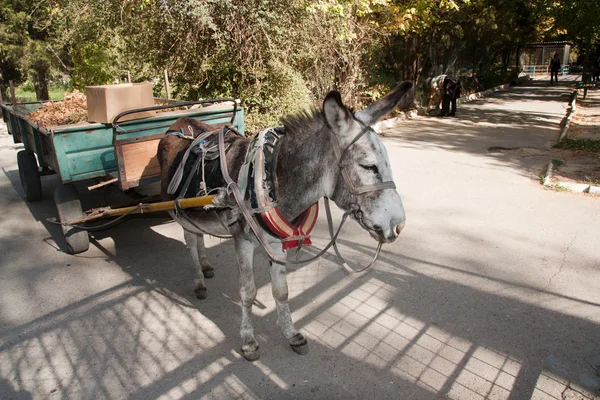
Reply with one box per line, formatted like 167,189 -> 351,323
383,80 -> 579,180
1,163 -> 599,399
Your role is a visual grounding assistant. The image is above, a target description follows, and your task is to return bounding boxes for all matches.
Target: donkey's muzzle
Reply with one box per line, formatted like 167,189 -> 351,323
372,220 -> 405,243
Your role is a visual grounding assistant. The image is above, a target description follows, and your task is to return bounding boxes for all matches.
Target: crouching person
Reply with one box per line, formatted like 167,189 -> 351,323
426,75 -> 461,116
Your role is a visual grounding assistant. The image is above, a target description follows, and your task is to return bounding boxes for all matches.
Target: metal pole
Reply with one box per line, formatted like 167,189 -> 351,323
127,71 -> 131,83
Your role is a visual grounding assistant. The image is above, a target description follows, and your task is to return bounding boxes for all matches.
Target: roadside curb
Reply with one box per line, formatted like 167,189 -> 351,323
374,76 -> 531,132
542,89 -> 600,194
558,89 -> 578,141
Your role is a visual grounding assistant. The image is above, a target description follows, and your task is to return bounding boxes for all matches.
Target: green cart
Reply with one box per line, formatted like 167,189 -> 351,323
1,98 -> 244,254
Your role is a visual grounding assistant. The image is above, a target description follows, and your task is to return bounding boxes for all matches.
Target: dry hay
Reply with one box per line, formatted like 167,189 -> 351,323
27,90 -> 88,127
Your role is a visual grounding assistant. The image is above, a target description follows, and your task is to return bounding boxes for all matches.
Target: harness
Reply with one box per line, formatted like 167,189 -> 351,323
169,125 -> 319,251
170,120 -> 397,272
239,127 -> 318,251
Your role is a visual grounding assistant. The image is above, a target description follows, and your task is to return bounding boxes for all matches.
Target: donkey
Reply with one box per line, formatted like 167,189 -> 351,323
157,81 -> 412,361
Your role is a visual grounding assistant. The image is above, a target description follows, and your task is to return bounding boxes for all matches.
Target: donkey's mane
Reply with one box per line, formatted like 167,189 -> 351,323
281,108 -> 325,140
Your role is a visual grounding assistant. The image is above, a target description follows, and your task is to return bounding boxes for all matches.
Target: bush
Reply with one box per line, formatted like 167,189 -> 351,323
242,61 -> 314,135
172,61 -> 313,135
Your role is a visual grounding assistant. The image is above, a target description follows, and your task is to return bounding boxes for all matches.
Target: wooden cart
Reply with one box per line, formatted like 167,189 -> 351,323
1,98 -> 244,254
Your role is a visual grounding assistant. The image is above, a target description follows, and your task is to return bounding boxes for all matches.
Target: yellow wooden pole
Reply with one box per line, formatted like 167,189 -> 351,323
67,195 -> 217,225
104,195 -> 217,217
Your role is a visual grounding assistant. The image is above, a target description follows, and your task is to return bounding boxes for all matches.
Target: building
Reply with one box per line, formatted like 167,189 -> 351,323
521,41 -> 572,66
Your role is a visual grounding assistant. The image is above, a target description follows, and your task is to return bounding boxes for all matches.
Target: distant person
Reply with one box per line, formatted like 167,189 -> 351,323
426,74 -> 461,116
549,54 -> 561,85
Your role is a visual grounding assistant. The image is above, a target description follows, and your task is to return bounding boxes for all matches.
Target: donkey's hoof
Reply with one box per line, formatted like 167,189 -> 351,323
289,333 -> 309,355
202,267 -> 214,279
242,343 -> 260,362
194,287 -> 207,300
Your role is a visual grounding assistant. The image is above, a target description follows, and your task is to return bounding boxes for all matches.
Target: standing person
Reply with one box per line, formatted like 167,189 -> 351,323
440,76 -> 461,116
549,53 -> 561,85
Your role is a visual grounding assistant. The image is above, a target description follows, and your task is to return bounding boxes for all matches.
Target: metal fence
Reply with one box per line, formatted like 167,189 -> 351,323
522,65 -> 570,75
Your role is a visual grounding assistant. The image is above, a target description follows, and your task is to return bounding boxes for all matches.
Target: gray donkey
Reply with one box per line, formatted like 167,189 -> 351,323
158,81 -> 412,361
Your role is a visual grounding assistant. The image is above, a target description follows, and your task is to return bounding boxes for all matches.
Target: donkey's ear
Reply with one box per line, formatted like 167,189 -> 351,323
355,81 -> 413,126
323,91 -> 353,134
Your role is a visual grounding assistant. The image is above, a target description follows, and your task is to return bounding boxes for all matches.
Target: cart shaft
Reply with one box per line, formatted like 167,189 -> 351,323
104,195 -> 217,217
67,195 -> 218,225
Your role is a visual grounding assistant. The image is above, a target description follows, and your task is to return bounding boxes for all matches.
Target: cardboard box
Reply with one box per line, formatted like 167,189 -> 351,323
85,82 -> 155,123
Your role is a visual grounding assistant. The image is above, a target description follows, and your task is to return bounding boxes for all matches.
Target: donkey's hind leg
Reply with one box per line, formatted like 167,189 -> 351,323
184,230 -> 213,299
270,249 -> 309,355
196,233 -> 215,279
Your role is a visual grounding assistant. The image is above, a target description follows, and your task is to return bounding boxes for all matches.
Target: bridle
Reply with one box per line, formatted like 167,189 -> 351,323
329,122 -> 397,229
218,119 -> 398,272
326,120 -> 398,272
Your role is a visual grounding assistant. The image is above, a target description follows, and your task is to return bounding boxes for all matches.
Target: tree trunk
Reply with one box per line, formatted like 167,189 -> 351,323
472,42 -> 477,77
582,37 -> 592,81
33,67 -> 50,101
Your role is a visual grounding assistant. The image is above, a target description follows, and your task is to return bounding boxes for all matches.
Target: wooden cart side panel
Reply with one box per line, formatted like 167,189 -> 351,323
113,107 -> 245,190
116,137 -> 162,190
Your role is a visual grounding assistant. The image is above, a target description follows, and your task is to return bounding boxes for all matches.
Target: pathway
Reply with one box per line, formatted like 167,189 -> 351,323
0,80 -> 599,400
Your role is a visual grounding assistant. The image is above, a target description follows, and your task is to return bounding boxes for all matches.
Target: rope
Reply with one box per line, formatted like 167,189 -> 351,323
47,204 -> 144,232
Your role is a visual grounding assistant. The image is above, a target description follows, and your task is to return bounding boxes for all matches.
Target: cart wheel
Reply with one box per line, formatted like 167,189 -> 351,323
54,184 -> 90,254
17,150 -> 42,202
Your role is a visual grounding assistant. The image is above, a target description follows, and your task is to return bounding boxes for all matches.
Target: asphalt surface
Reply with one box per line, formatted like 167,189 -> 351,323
1,80 -> 599,400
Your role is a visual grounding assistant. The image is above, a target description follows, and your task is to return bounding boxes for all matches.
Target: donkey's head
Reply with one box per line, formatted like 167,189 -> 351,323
323,81 -> 412,243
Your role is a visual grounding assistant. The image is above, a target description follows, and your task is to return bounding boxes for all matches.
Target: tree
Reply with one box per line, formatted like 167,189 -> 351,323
552,0 -> 600,77
0,0 -> 28,96
0,0 -> 66,100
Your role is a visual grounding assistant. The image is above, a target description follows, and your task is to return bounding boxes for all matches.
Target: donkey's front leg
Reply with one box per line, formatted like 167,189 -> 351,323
184,230 -> 213,300
270,249 -> 309,355
234,235 -> 260,361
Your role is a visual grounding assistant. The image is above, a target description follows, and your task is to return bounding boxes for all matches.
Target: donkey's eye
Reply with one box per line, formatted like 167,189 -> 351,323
360,164 -> 379,174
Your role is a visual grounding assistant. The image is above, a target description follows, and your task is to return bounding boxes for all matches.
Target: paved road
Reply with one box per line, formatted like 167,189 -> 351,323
1,80 -> 599,400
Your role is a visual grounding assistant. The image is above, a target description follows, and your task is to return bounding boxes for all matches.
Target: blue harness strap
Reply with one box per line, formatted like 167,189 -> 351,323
166,128 -> 187,138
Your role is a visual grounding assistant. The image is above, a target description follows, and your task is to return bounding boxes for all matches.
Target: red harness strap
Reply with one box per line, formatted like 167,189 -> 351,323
260,203 -> 319,251
242,127 -> 319,251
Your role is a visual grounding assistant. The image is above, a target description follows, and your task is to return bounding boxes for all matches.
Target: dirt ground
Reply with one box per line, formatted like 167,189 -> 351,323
550,90 -> 600,185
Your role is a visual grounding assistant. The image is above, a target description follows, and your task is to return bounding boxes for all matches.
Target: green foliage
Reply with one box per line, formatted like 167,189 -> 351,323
1,0 -> 588,123
553,138 -> 600,153
70,42 -> 115,88
15,82 -> 70,101
551,0 -> 600,74
0,1 -> 29,86
0,0 -> 67,99
242,62 -> 313,134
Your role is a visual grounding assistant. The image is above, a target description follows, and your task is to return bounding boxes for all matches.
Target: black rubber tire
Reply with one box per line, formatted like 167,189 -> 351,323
54,184 -> 89,254
17,150 -> 42,201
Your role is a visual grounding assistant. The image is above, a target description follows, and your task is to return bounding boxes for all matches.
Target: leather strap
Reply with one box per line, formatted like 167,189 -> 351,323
330,124 -> 397,199
218,127 -> 381,271
167,130 -> 216,195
